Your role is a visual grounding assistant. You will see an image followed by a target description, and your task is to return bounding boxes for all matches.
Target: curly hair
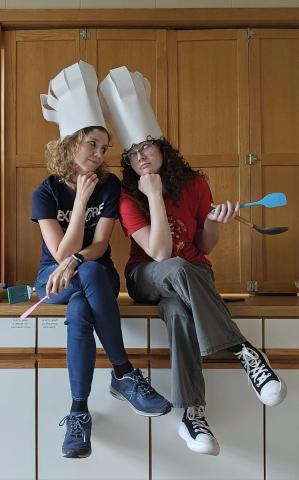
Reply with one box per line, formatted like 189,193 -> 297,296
121,137 -> 207,213
46,126 -> 111,185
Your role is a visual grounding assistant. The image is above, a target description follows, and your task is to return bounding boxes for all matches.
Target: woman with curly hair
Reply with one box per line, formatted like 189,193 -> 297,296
119,135 -> 287,456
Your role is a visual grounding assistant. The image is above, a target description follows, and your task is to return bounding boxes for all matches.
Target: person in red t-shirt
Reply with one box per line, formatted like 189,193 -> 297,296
119,136 -> 287,456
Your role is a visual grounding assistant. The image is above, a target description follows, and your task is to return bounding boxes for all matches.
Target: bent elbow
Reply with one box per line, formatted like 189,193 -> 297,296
154,255 -> 170,262
153,251 -> 172,262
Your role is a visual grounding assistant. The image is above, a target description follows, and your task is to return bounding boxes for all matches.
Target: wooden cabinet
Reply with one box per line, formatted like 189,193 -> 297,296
167,28 -> 298,293
3,29 -> 82,284
249,29 -> 299,293
2,28 -> 298,292
167,29 -> 250,292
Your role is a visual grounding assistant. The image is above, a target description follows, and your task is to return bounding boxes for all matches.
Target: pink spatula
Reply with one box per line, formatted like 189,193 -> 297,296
20,295 -> 48,319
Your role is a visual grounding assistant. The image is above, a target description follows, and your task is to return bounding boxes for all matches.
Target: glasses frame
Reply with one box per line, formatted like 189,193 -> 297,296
123,136 -> 156,166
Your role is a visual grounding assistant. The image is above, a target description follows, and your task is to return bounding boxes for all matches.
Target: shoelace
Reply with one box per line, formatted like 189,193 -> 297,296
59,414 -> 90,441
186,406 -> 212,435
235,344 -> 272,388
134,373 -> 155,396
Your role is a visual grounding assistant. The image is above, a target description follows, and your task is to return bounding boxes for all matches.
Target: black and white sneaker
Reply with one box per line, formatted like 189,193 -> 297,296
178,406 -> 220,456
234,343 -> 287,406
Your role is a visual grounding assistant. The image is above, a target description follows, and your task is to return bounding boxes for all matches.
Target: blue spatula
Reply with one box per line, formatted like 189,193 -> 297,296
211,192 -> 287,213
239,192 -> 287,209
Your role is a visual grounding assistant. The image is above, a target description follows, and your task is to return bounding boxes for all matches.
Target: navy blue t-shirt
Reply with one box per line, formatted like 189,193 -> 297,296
32,173 -> 121,267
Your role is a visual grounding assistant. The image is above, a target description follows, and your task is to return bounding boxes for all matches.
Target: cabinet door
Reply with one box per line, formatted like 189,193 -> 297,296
3,29 -> 82,284
0,316 -> 35,351
265,370 -> 299,480
167,29 -> 250,293
151,369 -> 263,480
38,366 -> 149,480
249,29 -> 299,293
149,317 -> 263,350
86,29 -> 167,292
264,318 -> 299,479
0,366 -> 35,480
37,316 -> 148,354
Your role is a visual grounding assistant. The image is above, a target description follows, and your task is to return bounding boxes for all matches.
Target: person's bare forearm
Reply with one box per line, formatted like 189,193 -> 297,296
55,198 -> 86,261
197,218 -> 219,254
148,193 -> 172,261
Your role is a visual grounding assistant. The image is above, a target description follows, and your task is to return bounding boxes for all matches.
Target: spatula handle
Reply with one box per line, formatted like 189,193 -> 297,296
234,216 -> 253,228
20,295 -> 48,319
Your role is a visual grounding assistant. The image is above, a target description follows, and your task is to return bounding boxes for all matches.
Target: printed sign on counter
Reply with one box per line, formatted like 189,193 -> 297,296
0,317 -> 35,348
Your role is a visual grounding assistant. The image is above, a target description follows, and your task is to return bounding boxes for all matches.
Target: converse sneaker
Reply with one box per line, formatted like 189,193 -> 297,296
178,406 -> 220,456
234,343 -> 287,406
59,412 -> 92,458
110,368 -> 172,417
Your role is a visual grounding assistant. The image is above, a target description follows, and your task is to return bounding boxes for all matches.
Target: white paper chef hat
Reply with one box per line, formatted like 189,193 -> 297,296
99,66 -> 162,150
40,60 -> 106,139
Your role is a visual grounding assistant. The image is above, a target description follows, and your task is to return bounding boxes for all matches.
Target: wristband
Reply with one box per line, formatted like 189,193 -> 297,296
71,253 -> 85,265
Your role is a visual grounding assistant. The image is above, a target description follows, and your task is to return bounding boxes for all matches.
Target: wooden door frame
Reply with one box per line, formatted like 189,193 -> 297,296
0,8 -> 298,30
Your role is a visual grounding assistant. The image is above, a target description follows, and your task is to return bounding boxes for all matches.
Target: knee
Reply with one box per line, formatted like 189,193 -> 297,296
66,292 -> 93,332
159,296 -> 191,325
77,261 -> 119,296
165,257 -> 191,276
78,261 -> 106,281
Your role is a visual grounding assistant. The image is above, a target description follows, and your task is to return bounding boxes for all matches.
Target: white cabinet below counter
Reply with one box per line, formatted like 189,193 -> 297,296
0,317 -> 35,348
0,368 -> 35,480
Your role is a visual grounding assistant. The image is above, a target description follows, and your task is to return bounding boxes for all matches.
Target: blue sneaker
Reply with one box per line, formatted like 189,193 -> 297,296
110,368 -> 172,417
59,412 -> 92,458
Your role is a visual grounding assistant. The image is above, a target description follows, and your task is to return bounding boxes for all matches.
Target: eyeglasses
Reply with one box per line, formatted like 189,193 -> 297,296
125,139 -> 155,165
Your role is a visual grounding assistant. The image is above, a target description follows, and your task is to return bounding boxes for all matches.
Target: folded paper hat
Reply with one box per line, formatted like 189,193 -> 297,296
40,60 -> 106,139
99,66 -> 162,150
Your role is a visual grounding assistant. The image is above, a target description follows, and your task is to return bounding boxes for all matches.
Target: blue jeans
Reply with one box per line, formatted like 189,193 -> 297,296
35,261 -> 128,401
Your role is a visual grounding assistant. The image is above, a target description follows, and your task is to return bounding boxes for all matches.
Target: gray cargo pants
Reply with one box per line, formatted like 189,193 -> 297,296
126,257 -> 246,408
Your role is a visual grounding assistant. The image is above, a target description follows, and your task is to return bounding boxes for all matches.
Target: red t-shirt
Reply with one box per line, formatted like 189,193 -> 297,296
119,176 -> 213,273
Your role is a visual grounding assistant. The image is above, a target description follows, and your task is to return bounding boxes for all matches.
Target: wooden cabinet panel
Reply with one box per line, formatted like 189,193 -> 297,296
87,29 -> 167,165
254,165 -> 299,290
249,30 -> 299,292
167,30 -> 250,292
17,167 -> 47,283
3,30 -> 82,284
15,30 -> 81,161
205,166 -> 244,291
167,30 -> 249,164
